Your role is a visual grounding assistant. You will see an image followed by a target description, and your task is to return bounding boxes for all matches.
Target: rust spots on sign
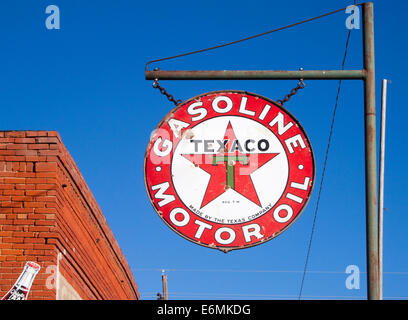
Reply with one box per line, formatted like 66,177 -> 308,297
182,129 -> 194,140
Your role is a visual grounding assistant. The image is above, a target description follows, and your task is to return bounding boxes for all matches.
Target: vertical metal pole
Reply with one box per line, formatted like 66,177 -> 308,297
363,2 -> 379,300
379,79 -> 388,300
162,271 -> 168,300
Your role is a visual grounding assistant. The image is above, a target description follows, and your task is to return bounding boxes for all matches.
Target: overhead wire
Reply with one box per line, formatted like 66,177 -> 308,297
298,3 -> 356,299
132,268 -> 408,275
145,3 -> 363,70
140,292 -> 408,300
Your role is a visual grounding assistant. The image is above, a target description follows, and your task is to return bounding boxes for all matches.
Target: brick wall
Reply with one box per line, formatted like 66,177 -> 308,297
0,131 -> 139,300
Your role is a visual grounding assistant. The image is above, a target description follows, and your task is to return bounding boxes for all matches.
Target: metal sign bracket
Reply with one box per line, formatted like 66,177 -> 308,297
145,2 -> 378,300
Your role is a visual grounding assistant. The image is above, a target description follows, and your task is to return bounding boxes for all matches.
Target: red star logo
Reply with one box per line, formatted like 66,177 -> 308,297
182,122 -> 279,208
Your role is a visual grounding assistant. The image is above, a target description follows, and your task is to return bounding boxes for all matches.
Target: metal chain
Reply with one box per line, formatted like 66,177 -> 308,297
152,78 -> 182,106
152,67 -> 305,107
276,78 -> 306,106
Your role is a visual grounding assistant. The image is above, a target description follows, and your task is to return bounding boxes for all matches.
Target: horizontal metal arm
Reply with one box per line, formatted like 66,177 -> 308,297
145,70 -> 366,80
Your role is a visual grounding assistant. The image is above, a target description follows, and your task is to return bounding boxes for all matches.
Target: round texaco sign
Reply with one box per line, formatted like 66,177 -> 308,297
144,90 -> 315,252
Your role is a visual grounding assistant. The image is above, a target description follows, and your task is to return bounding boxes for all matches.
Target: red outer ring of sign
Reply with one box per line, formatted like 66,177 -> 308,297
144,90 -> 315,252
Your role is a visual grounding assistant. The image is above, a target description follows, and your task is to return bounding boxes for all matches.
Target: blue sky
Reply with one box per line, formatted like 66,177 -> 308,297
1,0 -> 407,299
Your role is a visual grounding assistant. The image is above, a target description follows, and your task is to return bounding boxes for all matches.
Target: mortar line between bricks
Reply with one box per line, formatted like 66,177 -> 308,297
55,154 -> 139,298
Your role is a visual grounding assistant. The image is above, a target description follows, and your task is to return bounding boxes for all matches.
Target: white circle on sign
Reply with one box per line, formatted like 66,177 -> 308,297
171,116 -> 289,224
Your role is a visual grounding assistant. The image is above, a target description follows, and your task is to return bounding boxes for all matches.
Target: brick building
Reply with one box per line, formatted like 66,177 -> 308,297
0,131 -> 139,300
